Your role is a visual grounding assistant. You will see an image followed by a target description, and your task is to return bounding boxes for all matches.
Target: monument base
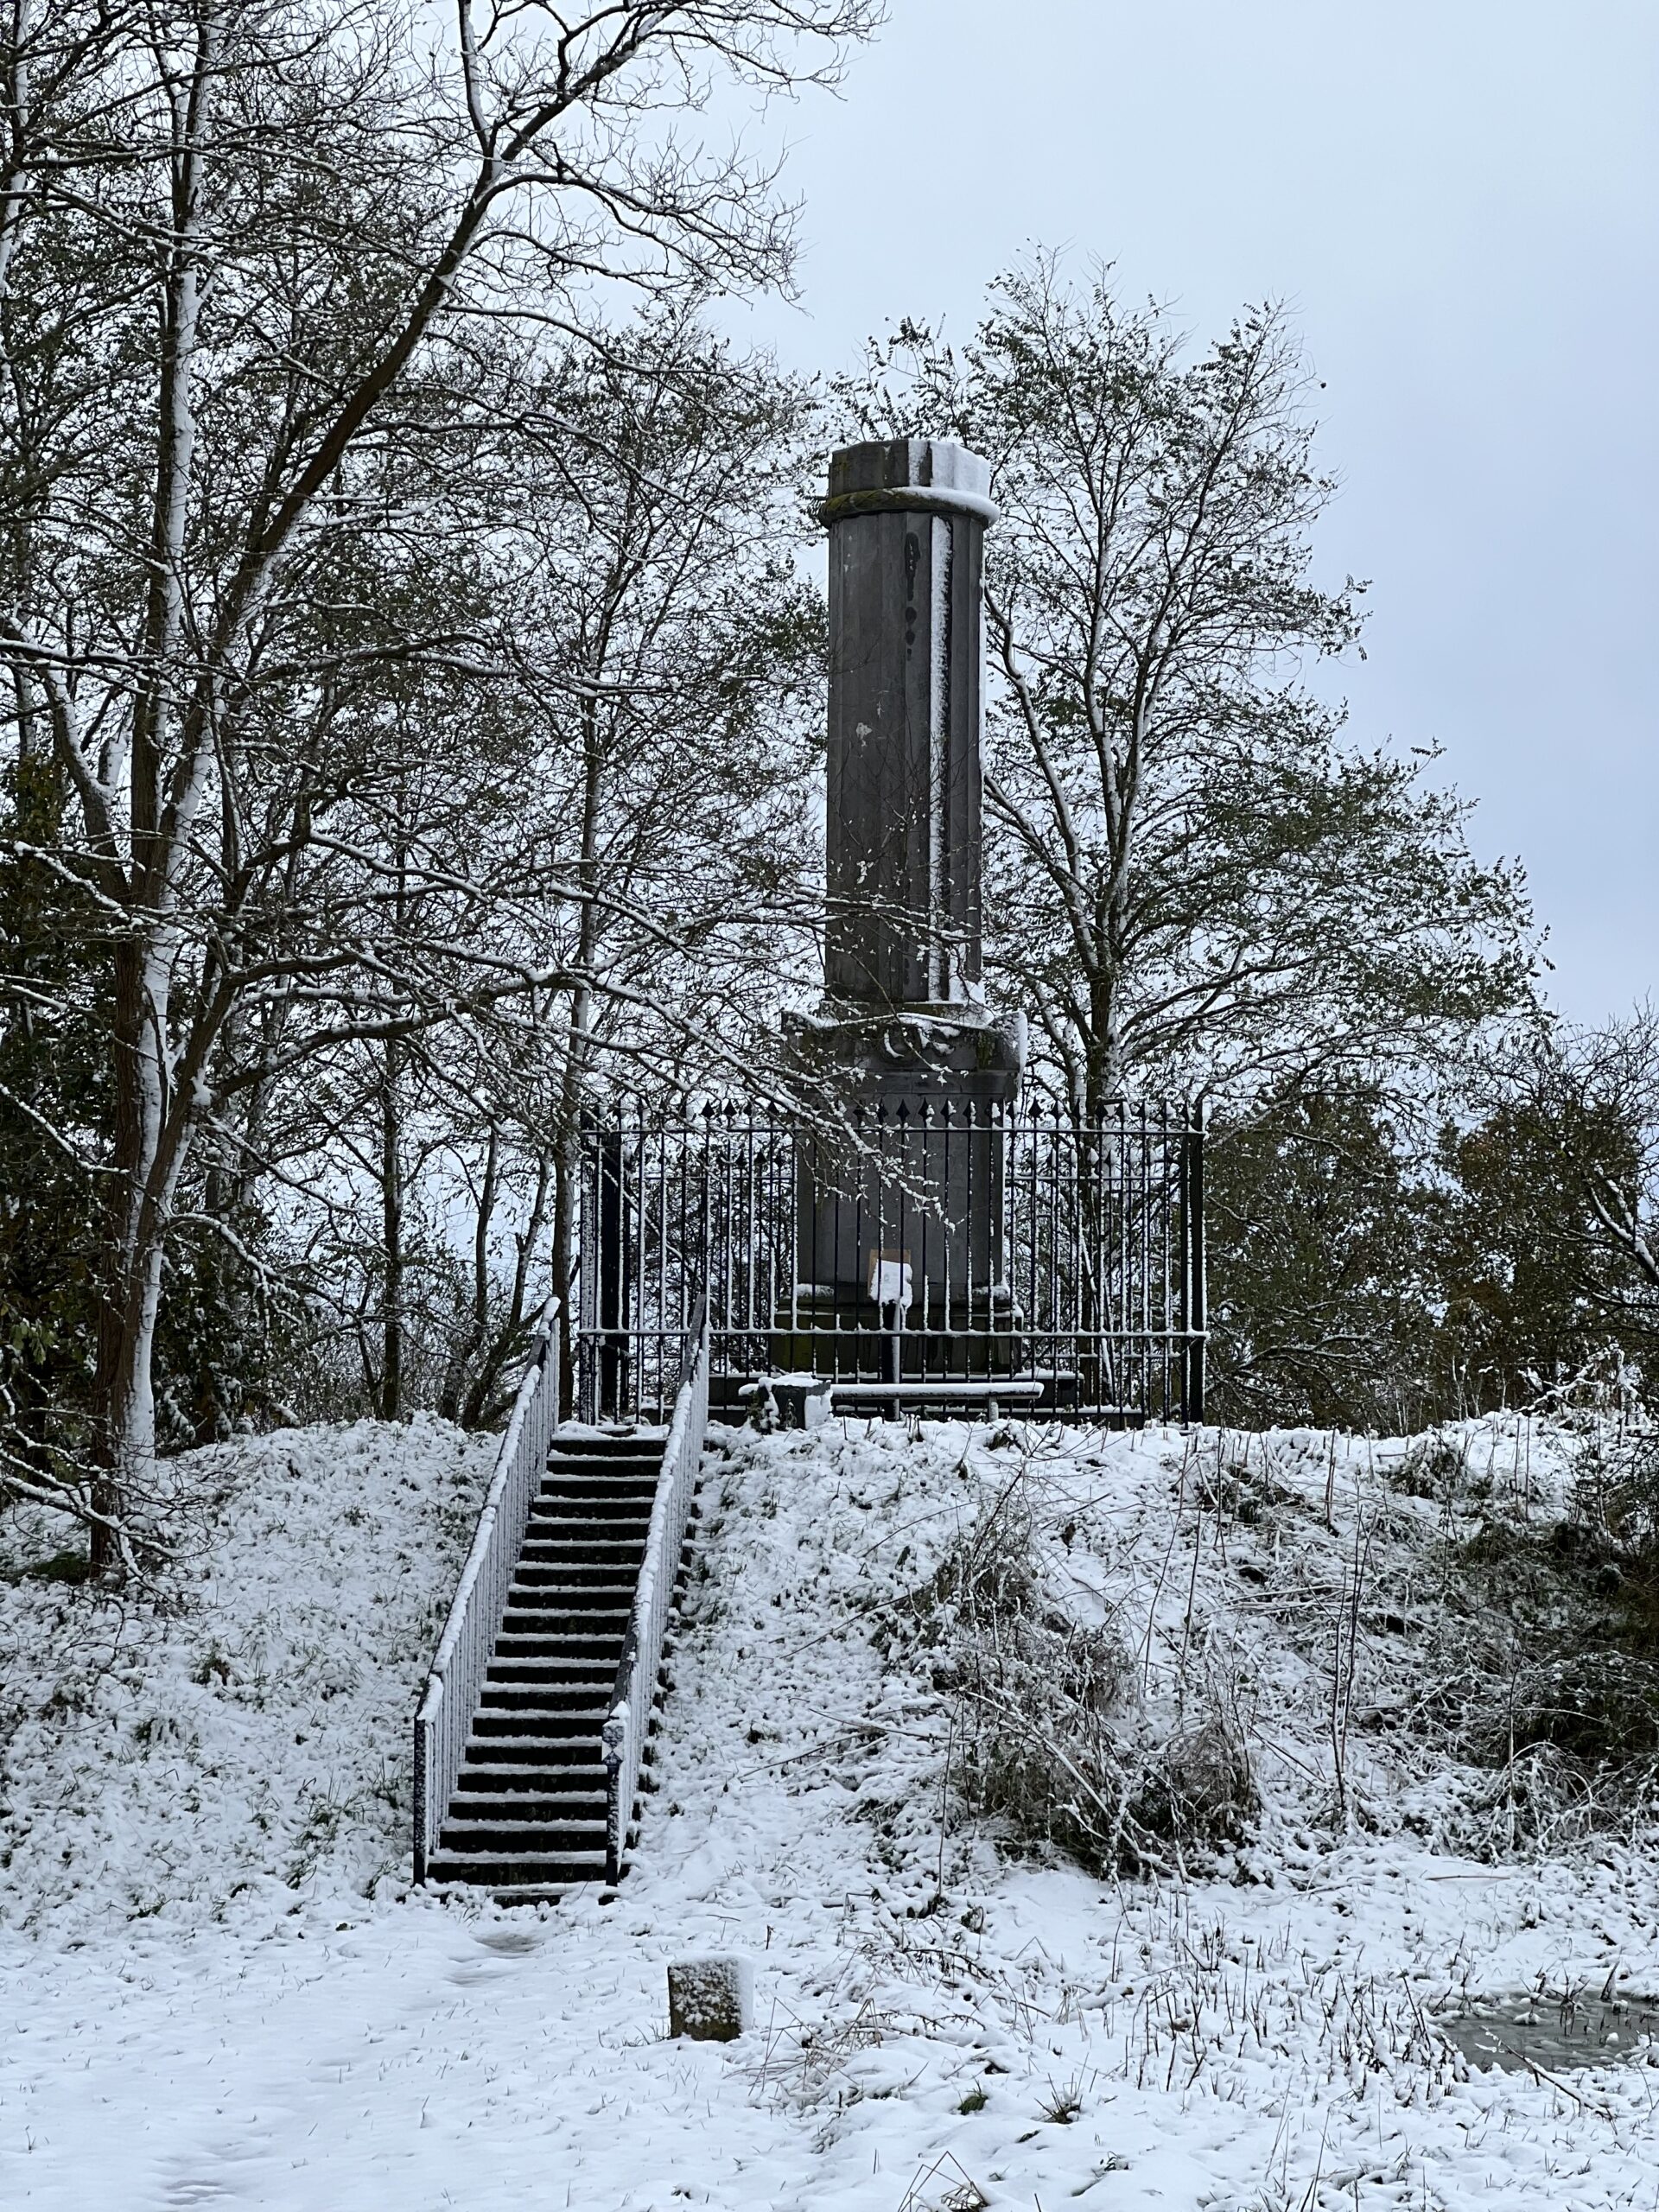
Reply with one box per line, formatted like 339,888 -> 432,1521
784,1000 -> 1025,1332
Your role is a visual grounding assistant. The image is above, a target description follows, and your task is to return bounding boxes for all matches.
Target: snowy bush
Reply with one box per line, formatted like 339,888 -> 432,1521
879,1476 -> 1256,1876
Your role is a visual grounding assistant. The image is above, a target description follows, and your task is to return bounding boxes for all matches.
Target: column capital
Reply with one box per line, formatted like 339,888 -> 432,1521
818,437 -> 997,527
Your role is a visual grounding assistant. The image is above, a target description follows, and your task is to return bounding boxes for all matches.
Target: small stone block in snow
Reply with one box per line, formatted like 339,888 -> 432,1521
667,1955 -> 753,2041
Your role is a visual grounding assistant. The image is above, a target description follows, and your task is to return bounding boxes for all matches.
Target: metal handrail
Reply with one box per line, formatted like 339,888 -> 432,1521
601,1298 -> 709,1885
412,1296 -> 561,1885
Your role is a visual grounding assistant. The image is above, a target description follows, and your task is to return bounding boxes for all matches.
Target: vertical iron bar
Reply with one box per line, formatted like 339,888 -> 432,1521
1177,1100 -> 1188,1426
597,1113 -> 625,1422
1187,1100 -> 1207,1425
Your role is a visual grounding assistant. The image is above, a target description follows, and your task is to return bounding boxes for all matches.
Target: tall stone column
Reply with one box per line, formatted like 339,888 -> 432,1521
783,438 -> 1023,1371
823,435 -> 992,1007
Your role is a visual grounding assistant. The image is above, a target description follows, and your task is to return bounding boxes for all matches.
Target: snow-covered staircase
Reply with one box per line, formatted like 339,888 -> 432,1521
423,1433 -> 689,1897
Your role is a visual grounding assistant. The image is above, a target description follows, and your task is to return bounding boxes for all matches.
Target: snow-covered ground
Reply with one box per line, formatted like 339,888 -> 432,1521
3,1412 -> 1658,2209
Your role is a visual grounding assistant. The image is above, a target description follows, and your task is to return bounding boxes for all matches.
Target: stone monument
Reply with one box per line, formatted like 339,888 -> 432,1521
780,436 -> 1024,1378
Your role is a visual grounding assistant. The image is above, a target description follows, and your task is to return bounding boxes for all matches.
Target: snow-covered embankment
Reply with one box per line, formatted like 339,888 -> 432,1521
3,1413 -> 1658,2210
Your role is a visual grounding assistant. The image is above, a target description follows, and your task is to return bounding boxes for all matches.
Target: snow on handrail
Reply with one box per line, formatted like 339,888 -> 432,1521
601,1301 -> 708,1887
413,1296 -> 560,1883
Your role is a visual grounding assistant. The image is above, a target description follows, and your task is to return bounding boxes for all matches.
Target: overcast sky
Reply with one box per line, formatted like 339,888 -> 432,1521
725,0 -> 1659,1024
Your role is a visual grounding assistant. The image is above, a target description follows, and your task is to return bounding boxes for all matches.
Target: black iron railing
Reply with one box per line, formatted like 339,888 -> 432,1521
576,1101 -> 1205,1427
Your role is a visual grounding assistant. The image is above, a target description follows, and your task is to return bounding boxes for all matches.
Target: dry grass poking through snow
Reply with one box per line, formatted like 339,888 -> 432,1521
643,1413 -> 1659,2207
876,1473 -> 1258,1877
833,1413 -> 1659,1873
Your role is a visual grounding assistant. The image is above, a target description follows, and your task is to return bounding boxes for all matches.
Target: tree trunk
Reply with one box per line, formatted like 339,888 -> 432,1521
461,1141 -> 554,1429
442,1125 -> 498,1422
89,942 -> 169,1572
378,1039 -> 404,1421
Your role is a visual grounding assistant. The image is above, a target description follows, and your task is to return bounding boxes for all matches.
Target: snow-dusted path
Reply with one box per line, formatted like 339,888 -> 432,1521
4,1416 -> 1658,2209
5,1900 -> 809,2211
2,1885 -> 1251,2211
9,1847 -> 1659,2209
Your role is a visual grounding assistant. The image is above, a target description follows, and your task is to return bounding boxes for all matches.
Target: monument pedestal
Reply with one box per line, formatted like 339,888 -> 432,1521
777,1003 -> 1024,1382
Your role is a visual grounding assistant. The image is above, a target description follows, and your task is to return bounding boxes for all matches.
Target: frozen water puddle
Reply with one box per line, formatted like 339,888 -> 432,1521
1440,1989 -> 1659,2073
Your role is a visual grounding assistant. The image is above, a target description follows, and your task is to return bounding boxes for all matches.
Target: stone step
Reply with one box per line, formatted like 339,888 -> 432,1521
530,1496 -> 654,1524
446,1802 -> 602,1834
543,1454 -> 658,1472
505,1601 -> 631,1634
539,1468 -> 654,1486
543,1462 -> 659,1477
509,1572 -> 638,1602
526,1530 -> 652,1550
423,1849 -> 607,1888
478,1682 -> 610,1714
541,1471 -> 659,1493
534,1483 -> 656,1501
468,1710 -> 606,1742
463,1735 -> 605,1767
499,1618 -> 628,1654
439,1815 -> 607,1853
496,1605 -> 626,1632
486,1656 -> 615,1684
543,1460 -> 661,1482
498,1618 -> 628,1654
453,1762 -> 607,1795
480,1687 -> 612,1712
553,1433 -> 668,1451
522,1529 -> 648,1548
517,1547 -> 647,1576
522,1527 -> 651,1554
509,1569 -> 636,1593
492,1655 -> 619,1680
519,1539 -> 650,1574
514,1558 -> 641,1582
493,1628 -> 624,1656
534,1506 -> 654,1530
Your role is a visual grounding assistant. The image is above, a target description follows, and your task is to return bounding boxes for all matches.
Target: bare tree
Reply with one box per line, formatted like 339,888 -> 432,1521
494,306 -> 823,1393
258,306 -> 825,1429
0,0 -> 872,1567
840,259 -> 1535,1122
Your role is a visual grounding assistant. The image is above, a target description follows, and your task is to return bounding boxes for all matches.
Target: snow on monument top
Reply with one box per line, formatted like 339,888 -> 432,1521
819,435 -> 997,526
